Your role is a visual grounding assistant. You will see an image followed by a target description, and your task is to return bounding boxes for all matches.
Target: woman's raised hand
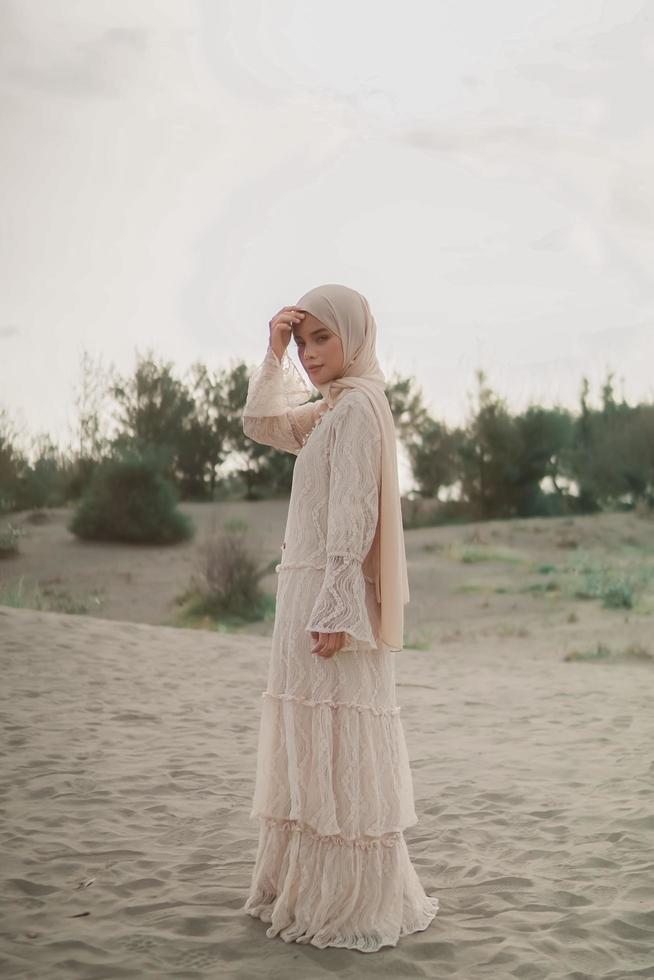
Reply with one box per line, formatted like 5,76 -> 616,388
269,306 -> 305,361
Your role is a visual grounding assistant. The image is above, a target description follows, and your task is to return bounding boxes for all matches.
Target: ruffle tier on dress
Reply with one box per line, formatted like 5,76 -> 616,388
242,690 -> 439,952
243,815 -> 439,952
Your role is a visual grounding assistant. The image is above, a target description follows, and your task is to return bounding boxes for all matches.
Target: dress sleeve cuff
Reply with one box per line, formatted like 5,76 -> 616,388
243,346 -> 312,417
304,554 -> 377,648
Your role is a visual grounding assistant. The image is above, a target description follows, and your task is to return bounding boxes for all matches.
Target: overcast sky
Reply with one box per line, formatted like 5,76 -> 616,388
1,0 -> 653,491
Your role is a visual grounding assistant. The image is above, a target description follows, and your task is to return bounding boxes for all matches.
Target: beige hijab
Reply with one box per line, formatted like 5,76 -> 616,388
294,283 -> 410,653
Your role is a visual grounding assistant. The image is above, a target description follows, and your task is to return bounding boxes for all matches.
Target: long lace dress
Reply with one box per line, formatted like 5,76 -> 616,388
240,345 -> 439,952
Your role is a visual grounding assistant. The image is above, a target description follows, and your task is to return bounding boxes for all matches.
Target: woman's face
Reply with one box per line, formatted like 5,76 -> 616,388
292,311 -> 344,385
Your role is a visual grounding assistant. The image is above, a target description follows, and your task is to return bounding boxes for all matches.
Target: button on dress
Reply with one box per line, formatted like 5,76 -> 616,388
240,345 -> 439,952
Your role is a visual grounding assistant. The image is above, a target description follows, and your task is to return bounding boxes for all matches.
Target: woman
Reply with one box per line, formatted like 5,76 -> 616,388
241,283 -> 439,952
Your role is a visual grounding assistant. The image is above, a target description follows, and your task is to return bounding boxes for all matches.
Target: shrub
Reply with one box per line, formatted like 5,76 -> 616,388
69,453 -> 194,544
0,575 -> 98,613
0,522 -> 22,558
64,456 -> 99,501
188,519 -> 268,620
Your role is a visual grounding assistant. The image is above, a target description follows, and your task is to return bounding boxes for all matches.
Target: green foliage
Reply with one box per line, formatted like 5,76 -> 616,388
387,373 -> 457,501
458,547 -> 524,565
1,414 -> 70,512
385,372 -> 432,440
0,522 -> 22,557
564,642 -> 613,662
1,438 -> 68,512
15,436 -> 68,510
69,448 -> 194,544
110,351 -> 244,500
179,518 -> 270,622
564,642 -> 652,663
395,366 -> 654,524
407,417 -> 459,499
568,377 -> 654,511
522,580 -> 560,593
111,353 -> 195,450
2,345 -> 654,526
566,552 -> 654,609
63,456 -> 100,501
0,575 -> 99,613
0,410 -> 25,513
455,371 -> 577,520
240,440 -> 299,500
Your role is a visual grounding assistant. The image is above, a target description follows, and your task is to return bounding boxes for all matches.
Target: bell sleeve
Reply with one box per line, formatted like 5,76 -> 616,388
242,346 -> 325,455
304,397 -> 382,648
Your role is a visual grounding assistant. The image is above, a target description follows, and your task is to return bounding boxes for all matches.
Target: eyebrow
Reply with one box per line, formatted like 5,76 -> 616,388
294,326 -> 329,337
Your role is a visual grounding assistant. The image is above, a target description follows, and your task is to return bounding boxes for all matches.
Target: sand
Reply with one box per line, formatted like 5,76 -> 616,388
1,587 -> 653,978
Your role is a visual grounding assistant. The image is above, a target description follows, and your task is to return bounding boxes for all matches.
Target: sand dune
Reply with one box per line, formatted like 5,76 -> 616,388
1,602 -> 653,978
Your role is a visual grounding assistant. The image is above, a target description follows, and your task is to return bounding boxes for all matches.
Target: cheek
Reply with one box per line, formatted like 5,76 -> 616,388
328,337 -> 343,364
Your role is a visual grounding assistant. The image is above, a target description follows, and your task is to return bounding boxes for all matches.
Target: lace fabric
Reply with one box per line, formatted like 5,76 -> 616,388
241,346 -> 439,950
242,346 -> 326,455
244,817 -> 439,952
250,692 -> 417,839
305,555 -> 376,647
303,396 -> 381,648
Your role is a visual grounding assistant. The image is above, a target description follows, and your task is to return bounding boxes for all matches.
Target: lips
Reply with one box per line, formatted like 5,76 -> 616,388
308,365 -> 323,372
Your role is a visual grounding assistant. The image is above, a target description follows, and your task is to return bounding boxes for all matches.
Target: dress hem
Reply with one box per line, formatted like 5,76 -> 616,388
242,813 -> 439,952
243,894 -> 440,953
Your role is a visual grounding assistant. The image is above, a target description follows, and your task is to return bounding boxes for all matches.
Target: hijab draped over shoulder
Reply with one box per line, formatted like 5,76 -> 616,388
294,283 -> 410,653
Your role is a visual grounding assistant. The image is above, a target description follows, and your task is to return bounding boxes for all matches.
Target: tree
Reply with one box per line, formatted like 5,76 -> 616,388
456,371 -> 519,519
406,417 -> 459,498
566,371 -> 637,512
0,409 -> 25,513
66,349 -> 114,500
384,371 -> 431,441
511,405 -> 575,515
110,350 -> 196,485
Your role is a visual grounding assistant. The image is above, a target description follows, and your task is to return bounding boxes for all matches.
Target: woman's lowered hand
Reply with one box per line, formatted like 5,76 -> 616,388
310,630 -> 348,658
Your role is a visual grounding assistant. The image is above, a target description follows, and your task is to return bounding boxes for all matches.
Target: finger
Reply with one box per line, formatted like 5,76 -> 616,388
271,315 -> 299,330
321,634 -> 339,658
315,633 -> 330,656
273,307 -> 303,319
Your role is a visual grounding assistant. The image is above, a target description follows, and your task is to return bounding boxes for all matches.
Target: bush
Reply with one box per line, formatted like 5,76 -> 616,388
15,456 -> 67,510
188,519 -> 268,620
69,453 -> 194,544
0,575 -> 98,613
64,456 -> 99,501
0,522 -> 22,558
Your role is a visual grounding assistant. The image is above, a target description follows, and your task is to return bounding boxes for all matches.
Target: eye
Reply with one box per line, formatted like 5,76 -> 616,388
297,335 -> 328,346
